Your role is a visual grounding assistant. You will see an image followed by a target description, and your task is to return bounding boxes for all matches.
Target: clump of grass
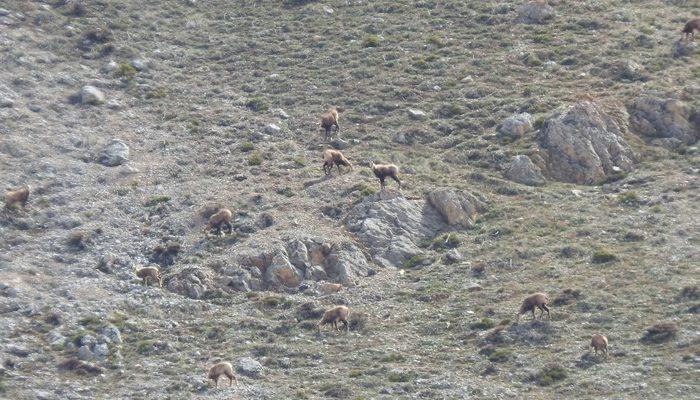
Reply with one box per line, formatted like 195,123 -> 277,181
248,152 -> 263,166
145,195 -> 171,207
67,231 -> 89,251
348,182 -> 376,197
145,87 -> 167,99
363,35 -> 381,47
348,370 -> 362,378
79,316 -> 102,329
427,35 -> 447,48
591,248 -> 617,264
387,370 -> 414,383
260,296 -> 292,309
403,254 -> 428,269
293,156 -> 306,167
534,363 -> 567,386
114,63 -> 137,78
246,97 -> 268,112
380,353 -> 405,363
240,141 -> 255,152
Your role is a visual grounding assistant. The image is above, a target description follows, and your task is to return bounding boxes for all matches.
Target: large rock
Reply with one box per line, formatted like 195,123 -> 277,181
504,155 -> 546,186
347,195 -> 445,268
628,97 -> 698,145
80,85 -> 105,105
165,266 -> 211,299
237,357 -> 263,378
426,189 -> 484,228
98,139 -> 129,167
498,113 -> 534,139
324,242 -> 370,286
265,250 -> 304,288
518,1 -> 555,24
539,102 -> 635,184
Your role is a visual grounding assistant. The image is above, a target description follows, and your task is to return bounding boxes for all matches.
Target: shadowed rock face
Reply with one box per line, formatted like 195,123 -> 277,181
629,97 -> 699,146
539,102 -> 635,185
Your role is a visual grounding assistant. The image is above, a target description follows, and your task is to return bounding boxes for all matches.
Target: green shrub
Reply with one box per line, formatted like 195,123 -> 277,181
403,254 -> 428,269
248,152 -> 263,166
427,35 -> 447,48
240,142 -> 255,152
114,63 -> 137,78
488,348 -> 513,362
619,191 -> 639,205
591,248 -> 617,264
535,363 -> 567,386
471,318 -> 496,330
363,35 -> 381,47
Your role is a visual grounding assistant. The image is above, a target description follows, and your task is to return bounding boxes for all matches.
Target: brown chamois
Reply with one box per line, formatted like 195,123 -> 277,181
682,17 -> 700,41
135,266 -> 162,287
320,107 -> 341,140
4,185 -> 30,210
206,208 -> 233,235
317,305 -> 350,333
322,149 -> 352,176
516,292 -> 550,323
370,162 -> 401,190
208,361 -> 237,388
590,334 -> 608,358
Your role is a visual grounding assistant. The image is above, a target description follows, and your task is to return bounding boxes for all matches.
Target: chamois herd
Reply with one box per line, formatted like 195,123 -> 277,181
4,15 -> 697,388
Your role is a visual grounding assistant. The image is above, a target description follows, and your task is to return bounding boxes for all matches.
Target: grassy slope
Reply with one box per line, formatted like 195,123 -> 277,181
0,0 -> 698,399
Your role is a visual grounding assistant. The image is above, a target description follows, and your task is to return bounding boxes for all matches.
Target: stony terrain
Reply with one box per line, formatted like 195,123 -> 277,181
0,0 -> 698,399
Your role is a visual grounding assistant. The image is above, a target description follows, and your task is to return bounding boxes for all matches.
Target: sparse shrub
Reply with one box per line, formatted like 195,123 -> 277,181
246,97 -> 268,112
641,322 -> 678,343
677,286 -> 699,301
145,87 -> 167,99
276,187 -> 294,197
348,370 -> 362,378
240,142 -> 255,152
471,317 -> 496,330
363,35 -> 381,48
387,370 -> 414,383
552,289 -> 582,306
248,152 -> 263,166
63,1 -> 87,17
66,231 -> 89,250
293,156 -> 306,167
432,232 -> 461,249
145,195 -> 171,207
113,63 -> 137,78
427,35 -> 447,48
261,295 -> 292,309
591,248 -> 617,264
150,241 -> 181,266
534,363 -> 567,386
487,348 -> 513,362
349,311 -> 368,332
559,245 -> 585,258
380,353 -> 405,363
622,231 -> 645,242
471,261 -> 486,275
403,254 -> 428,269
619,191 -> 639,205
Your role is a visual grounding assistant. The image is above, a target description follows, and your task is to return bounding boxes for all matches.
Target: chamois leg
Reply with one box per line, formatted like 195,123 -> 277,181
531,308 -> 537,320
341,318 -> 349,332
542,304 -> 550,319
214,377 -> 219,388
223,221 -> 233,235
392,175 -> 402,189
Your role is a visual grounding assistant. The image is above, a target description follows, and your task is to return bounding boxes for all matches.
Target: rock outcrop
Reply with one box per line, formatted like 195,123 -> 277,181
628,97 -> 698,146
427,189 -> 485,228
538,102 -> 635,184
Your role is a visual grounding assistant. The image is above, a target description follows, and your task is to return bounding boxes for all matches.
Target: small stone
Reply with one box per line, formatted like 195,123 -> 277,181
408,108 -> 426,119
466,282 -> 483,292
0,97 -> 14,108
265,124 -> 281,134
101,60 -> 118,73
543,61 -> 558,71
498,113 -> 534,139
275,109 -> 289,119
98,139 -> 129,167
130,59 -> 146,71
102,326 -> 122,344
0,9 -> 9,16
504,155 -> 546,186
323,6 -> 334,14
80,85 -> 105,105
93,343 -> 109,360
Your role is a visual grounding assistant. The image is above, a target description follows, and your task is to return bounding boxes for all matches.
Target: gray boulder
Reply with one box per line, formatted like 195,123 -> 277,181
80,85 -> 105,105
426,189 -> 484,228
324,242 -> 370,286
539,101 -> 635,184
347,195 -> 445,268
165,266 -> 211,299
628,97 -> 698,145
237,357 -> 263,378
504,155 -> 546,186
518,1 -> 555,24
265,250 -> 304,288
98,139 -> 129,167
498,113 -> 534,139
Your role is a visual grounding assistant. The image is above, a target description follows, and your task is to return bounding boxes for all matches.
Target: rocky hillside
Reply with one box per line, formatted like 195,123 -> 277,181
0,0 -> 698,399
